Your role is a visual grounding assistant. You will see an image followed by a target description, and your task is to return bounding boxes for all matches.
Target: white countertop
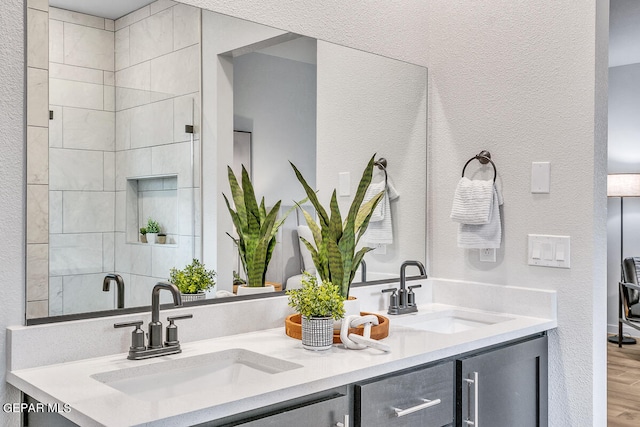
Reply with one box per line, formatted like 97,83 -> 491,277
7,303 -> 556,426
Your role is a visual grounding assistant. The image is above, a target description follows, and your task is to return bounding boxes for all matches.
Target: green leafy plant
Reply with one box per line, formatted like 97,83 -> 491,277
286,272 -> 345,320
139,227 -> 147,236
223,165 -> 298,287
169,259 -> 216,294
146,218 -> 160,233
291,155 -> 384,299
233,271 -> 246,287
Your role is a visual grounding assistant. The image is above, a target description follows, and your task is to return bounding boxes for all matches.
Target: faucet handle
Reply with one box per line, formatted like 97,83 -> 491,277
408,284 -> 422,290
382,288 -> 399,311
165,314 -> 193,347
114,321 -> 146,351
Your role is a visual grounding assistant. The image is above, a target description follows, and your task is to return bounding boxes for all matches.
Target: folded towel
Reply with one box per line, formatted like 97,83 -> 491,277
457,186 -> 503,249
450,177 -> 495,225
365,180 -> 387,222
363,172 -> 399,245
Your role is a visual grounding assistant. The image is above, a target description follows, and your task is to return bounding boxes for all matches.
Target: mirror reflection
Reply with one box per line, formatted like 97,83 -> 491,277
25,0 -> 427,321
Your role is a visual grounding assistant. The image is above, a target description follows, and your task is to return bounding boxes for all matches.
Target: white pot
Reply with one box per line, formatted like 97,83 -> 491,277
301,316 -> 333,351
180,291 -> 206,302
147,233 -> 157,244
236,284 -> 275,295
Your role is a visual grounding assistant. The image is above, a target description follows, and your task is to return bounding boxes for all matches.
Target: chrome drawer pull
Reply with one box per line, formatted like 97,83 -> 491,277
463,371 -> 479,426
392,398 -> 442,417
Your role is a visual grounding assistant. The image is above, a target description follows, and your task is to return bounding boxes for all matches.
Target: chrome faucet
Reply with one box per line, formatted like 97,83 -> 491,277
383,260 -> 427,315
103,273 -> 125,309
114,281 -> 192,360
360,259 -> 367,283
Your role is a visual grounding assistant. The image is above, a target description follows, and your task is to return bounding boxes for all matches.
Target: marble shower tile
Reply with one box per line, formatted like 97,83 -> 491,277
150,45 -> 200,98
26,184 -> 48,244
115,6 -> 150,31
26,244 -> 49,301
63,191 -> 115,233
105,19 -> 115,32
49,19 -> 64,64
115,191 -> 127,233
151,240 -> 193,279
104,71 -> 115,86
103,232 -> 115,272
104,86 -> 115,111
129,8 -> 173,66
114,232 -> 152,276
173,94 -> 199,143
27,126 -> 48,185
62,274 -> 116,314
27,67 -> 48,127
178,188 -> 194,237
127,274 -> 174,307
48,276 -> 63,316
50,233 -> 103,276
104,152 -> 115,192
49,191 -> 63,234
62,107 -> 115,151
150,0 -> 177,15
63,23 -> 114,70
26,301 -> 49,319
50,148 -> 104,191
27,0 -> 48,12
115,109 -> 132,151
139,189 -> 177,235
49,63 -> 103,84
50,78 -> 103,110
115,27 -> 130,71
49,106 -> 63,148
27,8 -> 48,69
173,3 -> 200,51
130,99 -> 174,149
50,7 -> 105,29
152,142 -> 192,188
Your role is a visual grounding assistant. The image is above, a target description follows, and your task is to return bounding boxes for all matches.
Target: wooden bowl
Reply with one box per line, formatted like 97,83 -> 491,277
285,312 -> 389,344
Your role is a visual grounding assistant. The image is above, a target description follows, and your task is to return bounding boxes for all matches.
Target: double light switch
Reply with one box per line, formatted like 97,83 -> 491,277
528,234 -> 570,268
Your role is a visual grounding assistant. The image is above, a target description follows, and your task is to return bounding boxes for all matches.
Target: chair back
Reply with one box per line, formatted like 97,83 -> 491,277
622,257 -> 640,313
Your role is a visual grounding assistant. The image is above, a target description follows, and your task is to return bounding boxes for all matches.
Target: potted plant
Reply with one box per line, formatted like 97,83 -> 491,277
157,233 -> 167,244
290,155 -> 384,303
287,272 -> 345,351
223,165 -> 297,295
139,227 -> 147,243
146,218 -> 160,244
169,259 -> 216,302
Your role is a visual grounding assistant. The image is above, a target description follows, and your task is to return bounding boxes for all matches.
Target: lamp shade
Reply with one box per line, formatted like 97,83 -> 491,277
608,174 -> 640,197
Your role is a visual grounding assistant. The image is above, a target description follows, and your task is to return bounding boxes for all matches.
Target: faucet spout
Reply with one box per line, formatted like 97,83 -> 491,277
400,260 -> 427,287
103,273 -> 125,309
151,282 -> 182,323
360,259 -> 367,283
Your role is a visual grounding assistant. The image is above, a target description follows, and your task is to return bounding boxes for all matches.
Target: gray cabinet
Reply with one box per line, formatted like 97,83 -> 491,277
354,361 -> 454,427
456,335 -> 548,427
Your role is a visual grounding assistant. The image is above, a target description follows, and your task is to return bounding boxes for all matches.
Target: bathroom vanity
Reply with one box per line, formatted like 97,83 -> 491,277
7,279 -> 556,427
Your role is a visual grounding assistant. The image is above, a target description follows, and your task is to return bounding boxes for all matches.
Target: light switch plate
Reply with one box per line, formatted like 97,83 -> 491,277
338,172 -> 350,196
527,234 -> 570,268
531,162 -> 550,193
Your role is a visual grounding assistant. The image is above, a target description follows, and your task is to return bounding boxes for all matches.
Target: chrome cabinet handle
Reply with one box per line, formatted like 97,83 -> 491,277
392,398 -> 441,417
336,414 -> 349,427
463,371 -> 479,426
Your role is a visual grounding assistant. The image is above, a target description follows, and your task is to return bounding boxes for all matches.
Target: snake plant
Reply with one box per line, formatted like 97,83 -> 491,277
291,155 -> 384,299
223,165 -> 296,287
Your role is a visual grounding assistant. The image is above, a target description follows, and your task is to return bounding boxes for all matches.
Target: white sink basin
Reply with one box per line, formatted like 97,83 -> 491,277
392,309 -> 513,334
91,349 -> 302,401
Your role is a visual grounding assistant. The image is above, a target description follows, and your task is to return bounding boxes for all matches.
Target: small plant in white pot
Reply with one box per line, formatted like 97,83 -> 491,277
287,273 -> 345,351
169,259 -> 216,302
146,218 -> 160,244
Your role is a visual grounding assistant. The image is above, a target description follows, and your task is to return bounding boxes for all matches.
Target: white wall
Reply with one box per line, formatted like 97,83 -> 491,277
2,1 -> 607,426
1,0 -> 26,425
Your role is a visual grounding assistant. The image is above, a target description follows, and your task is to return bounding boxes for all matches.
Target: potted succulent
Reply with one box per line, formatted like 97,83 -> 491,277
287,272 -> 345,351
223,165 -> 297,295
146,218 -> 160,244
139,227 -> 147,243
169,259 -> 216,302
290,155 -> 384,302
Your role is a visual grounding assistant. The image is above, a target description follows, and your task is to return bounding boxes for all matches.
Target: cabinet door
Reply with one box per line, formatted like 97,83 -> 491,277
235,393 -> 349,427
457,335 -> 548,427
355,361 -> 454,427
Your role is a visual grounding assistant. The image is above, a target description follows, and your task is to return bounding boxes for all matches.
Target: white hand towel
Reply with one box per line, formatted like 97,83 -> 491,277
365,180 -> 387,222
362,173 -> 399,245
457,186 -> 503,249
450,177 -> 495,225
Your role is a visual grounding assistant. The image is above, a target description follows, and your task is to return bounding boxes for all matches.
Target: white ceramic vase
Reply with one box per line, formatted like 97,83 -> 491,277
146,232 -> 157,244
334,297 -> 361,330
301,316 -> 333,351
236,284 -> 275,296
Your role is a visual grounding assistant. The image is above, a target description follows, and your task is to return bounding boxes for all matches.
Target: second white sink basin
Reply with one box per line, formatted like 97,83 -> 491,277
392,309 -> 513,334
91,349 -> 302,401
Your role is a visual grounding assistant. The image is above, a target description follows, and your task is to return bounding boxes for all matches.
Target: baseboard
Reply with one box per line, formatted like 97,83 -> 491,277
607,323 -> 640,338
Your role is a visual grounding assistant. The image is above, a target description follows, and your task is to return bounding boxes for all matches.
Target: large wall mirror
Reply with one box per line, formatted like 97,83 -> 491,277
25,0 -> 427,322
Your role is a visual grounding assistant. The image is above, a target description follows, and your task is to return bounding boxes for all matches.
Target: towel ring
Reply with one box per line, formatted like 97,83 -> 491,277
461,150 -> 497,183
374,157 -> 388,184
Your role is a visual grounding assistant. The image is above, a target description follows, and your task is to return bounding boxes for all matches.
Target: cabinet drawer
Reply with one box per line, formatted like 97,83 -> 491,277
355,361 -> 454,427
